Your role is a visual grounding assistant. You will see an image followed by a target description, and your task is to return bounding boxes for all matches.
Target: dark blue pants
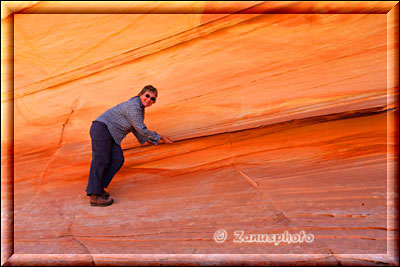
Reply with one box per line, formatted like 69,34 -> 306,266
86,121 -> 124,196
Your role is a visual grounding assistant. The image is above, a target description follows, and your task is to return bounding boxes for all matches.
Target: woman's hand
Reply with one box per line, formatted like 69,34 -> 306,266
146,136 -> 173,145
146,139 -> 155,145
161,136 -> 174,144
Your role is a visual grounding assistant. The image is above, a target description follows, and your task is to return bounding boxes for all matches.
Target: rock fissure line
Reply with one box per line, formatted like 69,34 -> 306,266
38,102 -> 77,187
228,132 -> 249,187
328,248 -> 342,266
227,131 -> 291,226
68,212 -> 95,266
16,101 -> 80,218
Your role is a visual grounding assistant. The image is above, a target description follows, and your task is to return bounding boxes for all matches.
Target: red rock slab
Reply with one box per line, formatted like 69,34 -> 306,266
12,109 -> 396,263
10,11 -> 394,218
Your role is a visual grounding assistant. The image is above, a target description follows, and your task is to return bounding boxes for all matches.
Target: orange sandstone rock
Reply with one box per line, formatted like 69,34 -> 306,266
2,2 -> 398,266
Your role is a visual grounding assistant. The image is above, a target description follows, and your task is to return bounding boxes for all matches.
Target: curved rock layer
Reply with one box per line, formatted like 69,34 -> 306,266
2,2 -> 399,266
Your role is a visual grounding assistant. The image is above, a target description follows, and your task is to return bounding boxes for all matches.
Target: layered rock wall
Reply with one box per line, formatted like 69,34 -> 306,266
2,1 -> 398,265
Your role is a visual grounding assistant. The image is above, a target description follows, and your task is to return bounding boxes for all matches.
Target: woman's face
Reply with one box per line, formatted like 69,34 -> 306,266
140,91 -> 157,107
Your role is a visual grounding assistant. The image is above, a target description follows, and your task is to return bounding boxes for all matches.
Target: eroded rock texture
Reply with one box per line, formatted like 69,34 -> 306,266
2,1 -> 399,266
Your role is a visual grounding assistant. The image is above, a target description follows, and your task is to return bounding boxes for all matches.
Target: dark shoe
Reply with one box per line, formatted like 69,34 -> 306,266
101,189 -> 110,198
90,194 -> 114,207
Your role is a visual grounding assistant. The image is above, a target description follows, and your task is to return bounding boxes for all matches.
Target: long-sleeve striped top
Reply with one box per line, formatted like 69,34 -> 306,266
95,96 -> 161,146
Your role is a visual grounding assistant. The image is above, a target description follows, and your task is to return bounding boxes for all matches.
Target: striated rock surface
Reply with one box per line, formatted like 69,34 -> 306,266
2,1 -> 399,266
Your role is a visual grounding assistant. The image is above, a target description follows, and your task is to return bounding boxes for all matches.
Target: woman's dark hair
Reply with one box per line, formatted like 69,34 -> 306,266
138,85 -> 158,98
